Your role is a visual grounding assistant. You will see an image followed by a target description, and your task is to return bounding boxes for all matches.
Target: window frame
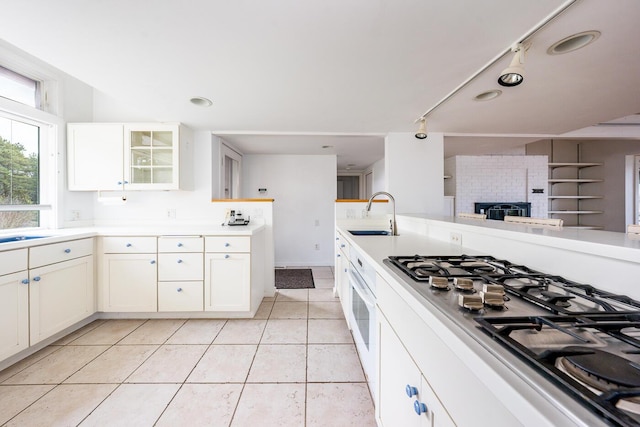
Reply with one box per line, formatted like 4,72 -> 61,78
0,55 -> 59,232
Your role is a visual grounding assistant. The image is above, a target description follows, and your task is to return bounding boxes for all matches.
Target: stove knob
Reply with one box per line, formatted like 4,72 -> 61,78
414,400 -> 428,415
405,385 -> 418,398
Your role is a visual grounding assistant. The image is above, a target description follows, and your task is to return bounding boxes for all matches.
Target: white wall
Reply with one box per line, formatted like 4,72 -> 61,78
241,154 -> 336,266
385,132 -> 444,215
371,158 -> 385,194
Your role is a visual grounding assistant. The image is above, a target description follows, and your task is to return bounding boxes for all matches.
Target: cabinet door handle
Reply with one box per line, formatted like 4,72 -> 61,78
224,242 -> 230,247
224,254 -> 230,259
177,243 -> 183,247
21,279 -> 29,284
126,243 -> 132,247
406,385 -> 418,398
177,287 -> 183,292
177,259 -> 183,263
341,244 -> 345,248
64,248 -> 71,253
150,260 -> 156,264
337,254 -> 341,258
118,181 -> 123,185
33,276 -> 41,282
414,400 -> 428,415
124,180 -> 129,184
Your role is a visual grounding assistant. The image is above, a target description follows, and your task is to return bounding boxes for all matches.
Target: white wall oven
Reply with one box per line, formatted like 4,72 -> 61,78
348,247 -> 377,399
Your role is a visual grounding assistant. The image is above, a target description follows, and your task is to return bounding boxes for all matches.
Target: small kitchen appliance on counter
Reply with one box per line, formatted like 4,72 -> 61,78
384,254 -> 640,426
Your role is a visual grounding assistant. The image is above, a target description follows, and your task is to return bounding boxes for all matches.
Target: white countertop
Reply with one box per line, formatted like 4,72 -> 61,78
404,214 -> 640,262
0,223 -> 265,251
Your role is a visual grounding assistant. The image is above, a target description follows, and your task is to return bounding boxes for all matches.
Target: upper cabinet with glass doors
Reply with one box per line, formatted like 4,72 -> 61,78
125,124 -> 180,190
68,123 -> 193,191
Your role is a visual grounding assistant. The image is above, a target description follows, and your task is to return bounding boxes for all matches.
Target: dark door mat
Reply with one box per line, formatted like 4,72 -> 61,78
275,268 -> 315,289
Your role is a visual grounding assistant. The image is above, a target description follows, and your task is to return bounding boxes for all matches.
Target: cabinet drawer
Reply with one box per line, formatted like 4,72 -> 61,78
205,236 -> 250,253
158,281 -> 203,312
29,238 -> 93,268
0,249 -> 28,276
158,236 -> 203,253
158,253 -> 203,281
103,236 -> 157,253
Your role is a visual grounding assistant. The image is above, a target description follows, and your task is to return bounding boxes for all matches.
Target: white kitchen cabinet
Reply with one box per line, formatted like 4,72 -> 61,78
335,231 -> 351,325
101,237 -> 158,312
0,249 -> 29,362
378,314 -> 454,427
204,252 -> 251,311
67,123 -> 125,191
67,122 -> 193,191
29,255 -> 94,345
158,236 -> 204,312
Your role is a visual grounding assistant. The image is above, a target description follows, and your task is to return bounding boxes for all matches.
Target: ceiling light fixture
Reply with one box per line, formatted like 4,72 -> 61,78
498,43 -> 528,87
413,1 -> 578,126
474,89 -> 502,101
547,30 -> 600,55
190,96 -> 213,107
415,118 -> 427,139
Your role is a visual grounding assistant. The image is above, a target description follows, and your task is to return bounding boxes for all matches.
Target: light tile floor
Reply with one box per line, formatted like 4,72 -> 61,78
0,267 -> 376,426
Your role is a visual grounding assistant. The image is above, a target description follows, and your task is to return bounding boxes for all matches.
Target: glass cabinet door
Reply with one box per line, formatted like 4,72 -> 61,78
125,125 -> 178,189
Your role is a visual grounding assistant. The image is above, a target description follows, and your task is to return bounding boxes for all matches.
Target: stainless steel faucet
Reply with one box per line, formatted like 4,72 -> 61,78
366,191 -> 398,236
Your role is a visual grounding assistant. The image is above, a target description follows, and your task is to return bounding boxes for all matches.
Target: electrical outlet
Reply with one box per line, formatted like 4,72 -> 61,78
314,244 -> 320,250
71,210 -> 80,221
450,232 -> 462,245
167,209 -> 176,219
314,219 -> 320,226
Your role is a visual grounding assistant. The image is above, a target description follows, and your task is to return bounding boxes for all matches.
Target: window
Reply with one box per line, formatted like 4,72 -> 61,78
0,65 -> 40,108
0,63 -> 54,231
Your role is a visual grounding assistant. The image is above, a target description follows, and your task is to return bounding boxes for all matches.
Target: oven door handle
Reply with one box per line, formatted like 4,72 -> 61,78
349,268 -> 375,308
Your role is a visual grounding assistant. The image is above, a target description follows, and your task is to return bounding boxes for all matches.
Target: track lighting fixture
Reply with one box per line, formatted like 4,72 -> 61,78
498,43 -> 527,87
415,118 -> 427,139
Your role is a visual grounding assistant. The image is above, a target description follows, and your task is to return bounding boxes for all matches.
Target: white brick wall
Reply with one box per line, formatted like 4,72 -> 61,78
449,155 -> 548,218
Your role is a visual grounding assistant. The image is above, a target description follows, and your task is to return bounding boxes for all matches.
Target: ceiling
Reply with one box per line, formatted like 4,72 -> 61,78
1,0 -> 639,169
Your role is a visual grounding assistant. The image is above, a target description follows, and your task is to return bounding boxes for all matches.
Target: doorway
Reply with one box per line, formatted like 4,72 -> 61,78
337,175 -> 360,199
221,143 -> 242,199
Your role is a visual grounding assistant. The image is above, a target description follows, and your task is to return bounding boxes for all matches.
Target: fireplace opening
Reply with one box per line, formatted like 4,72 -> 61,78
474,202 -> 531,221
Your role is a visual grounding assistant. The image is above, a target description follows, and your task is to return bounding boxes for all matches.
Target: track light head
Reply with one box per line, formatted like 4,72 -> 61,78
415,118 -> 427,139
498,43 -> 527,87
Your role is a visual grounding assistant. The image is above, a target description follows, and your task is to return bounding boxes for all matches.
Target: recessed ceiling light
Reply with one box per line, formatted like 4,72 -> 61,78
190,96 -> 213,107
347,163 -> 356,167
547,31 -> 600,55
474,90 -> 502,101
321,145 -> 333,149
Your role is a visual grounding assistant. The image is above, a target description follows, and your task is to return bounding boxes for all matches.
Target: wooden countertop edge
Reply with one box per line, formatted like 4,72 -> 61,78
335,199 -> 388,203
211,198 -> 274,202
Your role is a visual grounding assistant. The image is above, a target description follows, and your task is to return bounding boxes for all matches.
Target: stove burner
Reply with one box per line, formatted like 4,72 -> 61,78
541,291 -> 575,308
560,346 -> 640,394
460,261 -> 496,272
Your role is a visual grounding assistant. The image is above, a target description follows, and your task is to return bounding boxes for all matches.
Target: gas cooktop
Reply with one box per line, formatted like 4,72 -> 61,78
384,254 -> 640,427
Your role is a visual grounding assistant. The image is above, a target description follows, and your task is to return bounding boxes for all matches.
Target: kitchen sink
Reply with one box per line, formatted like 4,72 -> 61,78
348,230 -> 391,236
0,235 -> 49,244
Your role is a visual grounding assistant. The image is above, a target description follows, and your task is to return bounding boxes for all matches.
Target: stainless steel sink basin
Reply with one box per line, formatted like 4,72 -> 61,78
348,230 -> 391,236
0,235 -> 49,244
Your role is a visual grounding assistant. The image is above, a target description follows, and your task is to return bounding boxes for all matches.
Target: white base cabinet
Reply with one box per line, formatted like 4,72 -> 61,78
378,313 -> 454,427
204,253 -> 250,311
101,237 -> 158,312
335,231 -> 351,324
0,271 -> 29,361
157,236 -> 204,311
102,254 -> 158,312
29,256 -> 94,345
